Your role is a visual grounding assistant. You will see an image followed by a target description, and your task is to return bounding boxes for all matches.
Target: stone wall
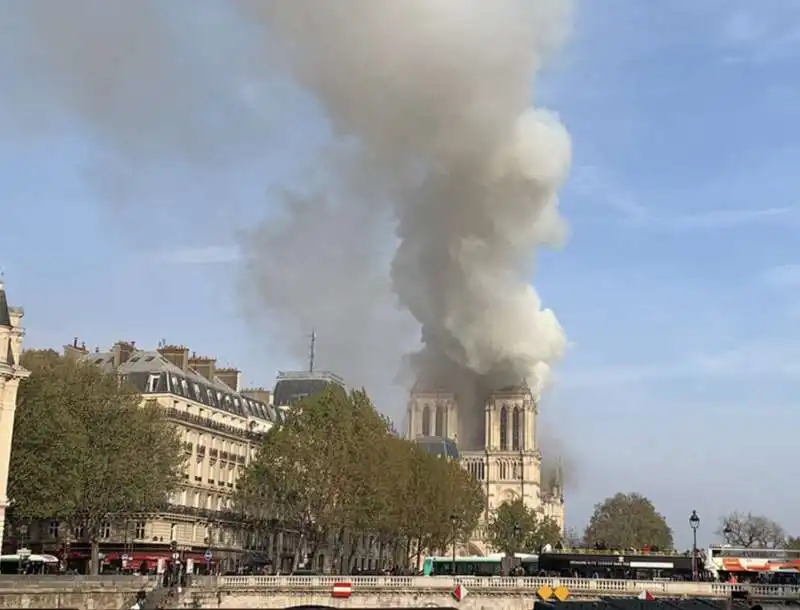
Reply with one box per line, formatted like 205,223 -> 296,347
187,590 -> 533,610
0,576 -> 156,610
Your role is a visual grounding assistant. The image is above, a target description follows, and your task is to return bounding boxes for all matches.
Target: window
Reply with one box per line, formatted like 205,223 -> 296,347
512,407 -> 521,450
421,405 -> 431,436
48,520 -> 59,538
73,525 -> 86,539
100,521 -> 111,539
170,523 -> 177,542
435,404 -> 445,436
499,406 -> 508,450
135,521 -> 146,539
147,374 -> 160,393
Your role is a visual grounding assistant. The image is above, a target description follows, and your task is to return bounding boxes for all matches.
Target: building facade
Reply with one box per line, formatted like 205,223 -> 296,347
407,382 -> 564,556
0,280 -> 30,554
12,340 -> 282,573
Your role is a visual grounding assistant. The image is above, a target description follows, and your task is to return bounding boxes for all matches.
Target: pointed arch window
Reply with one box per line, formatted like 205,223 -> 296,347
435,404 -> 446,437
499,406 -> 508,450
421,405 -> 431,436
512,407 -> 521,450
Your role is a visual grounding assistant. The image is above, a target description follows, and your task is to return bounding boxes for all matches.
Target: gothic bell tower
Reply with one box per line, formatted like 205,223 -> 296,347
482,382 -> 543,512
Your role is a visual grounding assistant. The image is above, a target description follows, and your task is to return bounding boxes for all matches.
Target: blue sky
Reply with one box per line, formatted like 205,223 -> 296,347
2,1 -> 800,548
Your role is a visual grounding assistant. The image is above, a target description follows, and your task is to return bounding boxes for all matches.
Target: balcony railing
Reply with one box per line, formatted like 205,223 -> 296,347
158,503 -> 248,524
209,448 -> 219,459
164,407 -> 265,442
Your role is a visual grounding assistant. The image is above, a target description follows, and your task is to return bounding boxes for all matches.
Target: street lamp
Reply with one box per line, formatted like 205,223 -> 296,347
689,510 -> 700,581
449,514 -> 460,577
512,522 -> 521,555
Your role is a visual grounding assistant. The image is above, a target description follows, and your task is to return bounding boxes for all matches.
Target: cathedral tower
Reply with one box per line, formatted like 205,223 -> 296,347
0,280 -> 30,552
408,379 -> 565,555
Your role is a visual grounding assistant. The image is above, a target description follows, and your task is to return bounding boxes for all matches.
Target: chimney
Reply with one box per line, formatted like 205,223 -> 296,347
158,345 -> 190,370
216,368 -> 241,392
114,340 -> 136,366
189,354 -> 216,382
63,337 -> 89,362
242,387 -> 272,405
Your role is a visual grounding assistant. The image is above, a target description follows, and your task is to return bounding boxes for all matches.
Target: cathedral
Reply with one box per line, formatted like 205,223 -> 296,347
407,381 -> 564,556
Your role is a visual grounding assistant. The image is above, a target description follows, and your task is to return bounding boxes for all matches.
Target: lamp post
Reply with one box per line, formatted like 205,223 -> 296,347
512,522 -> 520,555
689,510 -> 700,581
449,514 -> 460,577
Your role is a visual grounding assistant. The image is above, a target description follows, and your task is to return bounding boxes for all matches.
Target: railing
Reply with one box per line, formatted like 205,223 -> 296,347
199,575 -> 800,598
164,407 -> 265,442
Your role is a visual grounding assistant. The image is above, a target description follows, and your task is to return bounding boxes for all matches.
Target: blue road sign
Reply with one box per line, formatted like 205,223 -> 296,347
204,550 -> 212,561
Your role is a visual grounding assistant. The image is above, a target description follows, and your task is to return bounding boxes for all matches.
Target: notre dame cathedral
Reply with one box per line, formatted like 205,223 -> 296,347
407,380 -> 564,556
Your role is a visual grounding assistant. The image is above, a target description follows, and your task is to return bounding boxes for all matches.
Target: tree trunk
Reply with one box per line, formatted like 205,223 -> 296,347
90,536 -> 100,575
291,532 -> 305,573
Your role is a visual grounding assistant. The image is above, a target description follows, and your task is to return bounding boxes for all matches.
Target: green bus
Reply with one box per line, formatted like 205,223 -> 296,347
423,553 -> 539,576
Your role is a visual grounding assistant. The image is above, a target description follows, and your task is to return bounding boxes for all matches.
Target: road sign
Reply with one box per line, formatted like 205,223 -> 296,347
204,550 -> 213,561
452,584 -> 468,602
331,582 -> 352,598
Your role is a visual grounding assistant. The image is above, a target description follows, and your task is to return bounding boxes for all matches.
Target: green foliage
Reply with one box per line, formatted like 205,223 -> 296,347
9,350 -> 185,572
718,512 -> 786,548
487,498 -> 562,555
234,387 -> 484,569
584,492 -> 673,551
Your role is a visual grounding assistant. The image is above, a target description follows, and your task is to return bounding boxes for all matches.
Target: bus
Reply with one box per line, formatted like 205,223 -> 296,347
538,548 -> 696,580
706,546 -> 800,583
0,553 -> 60,574
423,553 -> 538,576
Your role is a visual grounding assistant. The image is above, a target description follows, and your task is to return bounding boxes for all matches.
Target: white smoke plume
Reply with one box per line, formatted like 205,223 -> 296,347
1,0 -> 574,449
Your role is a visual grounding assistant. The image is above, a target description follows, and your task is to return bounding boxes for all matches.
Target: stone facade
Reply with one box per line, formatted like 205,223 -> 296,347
407,382 -> 564,555
0,280 -> 30,553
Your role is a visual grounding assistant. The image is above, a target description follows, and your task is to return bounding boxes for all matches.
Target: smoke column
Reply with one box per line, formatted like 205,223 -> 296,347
1,1 -> 573,449
242,1 -> 574,446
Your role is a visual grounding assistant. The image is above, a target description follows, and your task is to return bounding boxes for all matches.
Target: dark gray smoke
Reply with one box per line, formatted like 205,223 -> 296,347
1,1 -> 573,450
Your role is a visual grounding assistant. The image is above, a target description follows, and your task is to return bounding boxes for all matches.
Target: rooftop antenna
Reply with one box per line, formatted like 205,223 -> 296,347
309,328 -> 316,373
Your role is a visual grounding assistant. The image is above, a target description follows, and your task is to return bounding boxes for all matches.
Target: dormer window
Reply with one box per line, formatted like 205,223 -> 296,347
147,374 -> 160,393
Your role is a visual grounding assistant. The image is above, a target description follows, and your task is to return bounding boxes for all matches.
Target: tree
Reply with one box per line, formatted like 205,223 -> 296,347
8,350 -> 185,574
584,492 -> 673,551
718,512 -> 786,548
487,498 -> 562,555
234,386 -> 484,572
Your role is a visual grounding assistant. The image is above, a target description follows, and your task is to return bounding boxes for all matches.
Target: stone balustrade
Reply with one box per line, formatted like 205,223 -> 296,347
200,574 -> 800,599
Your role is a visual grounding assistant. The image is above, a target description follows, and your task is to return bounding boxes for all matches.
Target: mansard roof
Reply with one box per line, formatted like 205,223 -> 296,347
272,370 -> 346,407
82,348 -> 281,424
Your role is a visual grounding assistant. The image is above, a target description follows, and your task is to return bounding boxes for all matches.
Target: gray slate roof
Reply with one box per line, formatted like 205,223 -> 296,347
272,370 -> 346,407
82,349 -> 280,423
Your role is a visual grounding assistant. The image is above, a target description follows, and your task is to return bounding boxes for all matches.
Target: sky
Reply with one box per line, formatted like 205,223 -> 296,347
2,0 -> 800,549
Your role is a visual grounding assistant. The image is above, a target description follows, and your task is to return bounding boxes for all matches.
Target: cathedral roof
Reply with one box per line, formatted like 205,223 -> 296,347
0,280 -> 11,328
